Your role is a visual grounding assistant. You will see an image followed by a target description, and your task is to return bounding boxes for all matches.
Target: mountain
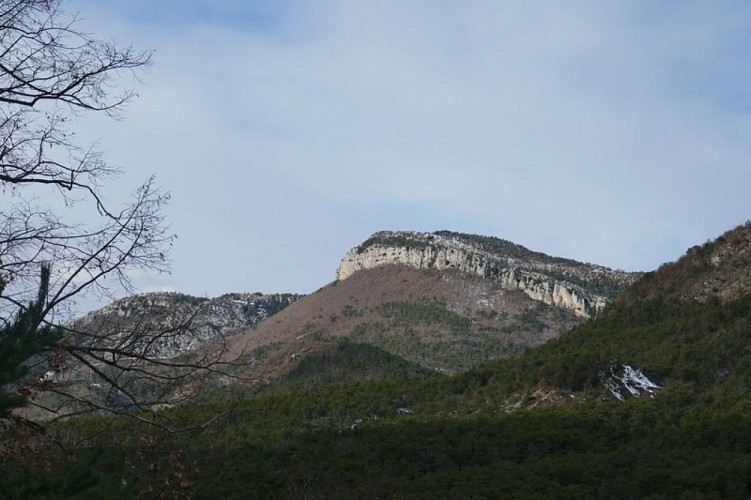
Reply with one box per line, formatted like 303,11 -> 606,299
6,222 -> 751,498
175,221 -> 751,497
24,291 -> 303,417
478,220 -> 751,404
70,291 -> 303,358
226,230 -> 640,387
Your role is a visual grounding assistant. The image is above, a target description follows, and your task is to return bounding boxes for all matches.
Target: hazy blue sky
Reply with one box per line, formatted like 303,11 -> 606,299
67,0 -> 751,299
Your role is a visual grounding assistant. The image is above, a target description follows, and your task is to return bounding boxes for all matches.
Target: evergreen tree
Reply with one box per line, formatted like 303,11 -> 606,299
0,266 -> 60,417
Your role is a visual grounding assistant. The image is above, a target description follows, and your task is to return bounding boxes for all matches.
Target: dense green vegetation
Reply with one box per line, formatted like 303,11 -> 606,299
175,402 -> 751,498
272,341 -> 435,390
492,288 -> 751,401
171,293 -> 210,306
0,267 -> 60,417
356,234 -> 432,253
3,379 -> 750,498
436,230 -> 569,264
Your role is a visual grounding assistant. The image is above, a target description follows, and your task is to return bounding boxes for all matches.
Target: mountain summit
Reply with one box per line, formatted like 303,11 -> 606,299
337,231 -> 640,317
222,230 -> 641,384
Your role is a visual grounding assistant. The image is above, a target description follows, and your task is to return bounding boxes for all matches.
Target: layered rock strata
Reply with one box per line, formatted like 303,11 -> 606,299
336,231 -> 639,318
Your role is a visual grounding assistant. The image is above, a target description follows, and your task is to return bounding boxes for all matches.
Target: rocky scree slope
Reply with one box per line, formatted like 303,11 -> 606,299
337,231 -> 640,317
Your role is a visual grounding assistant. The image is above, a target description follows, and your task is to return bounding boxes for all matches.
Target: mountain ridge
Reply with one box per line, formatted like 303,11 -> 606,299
337,230 -> 640,317
624,220 -> 751,304
70,291 -> 303,359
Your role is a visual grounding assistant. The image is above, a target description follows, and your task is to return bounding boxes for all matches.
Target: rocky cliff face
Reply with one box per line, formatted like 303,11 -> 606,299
336,231 -> 639,317
71,291 -> 303,359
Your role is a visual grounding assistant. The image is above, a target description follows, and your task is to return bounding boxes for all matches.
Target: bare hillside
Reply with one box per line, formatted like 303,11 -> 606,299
228,265 -> 582,382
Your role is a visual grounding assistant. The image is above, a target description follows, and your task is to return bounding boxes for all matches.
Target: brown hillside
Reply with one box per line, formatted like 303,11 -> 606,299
227,265 -> 582,382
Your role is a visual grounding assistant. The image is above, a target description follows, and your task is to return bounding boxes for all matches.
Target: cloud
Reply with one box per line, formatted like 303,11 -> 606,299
68,1 -> 751,297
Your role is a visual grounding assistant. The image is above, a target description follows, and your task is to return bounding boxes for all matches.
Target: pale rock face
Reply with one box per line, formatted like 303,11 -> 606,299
336,231 -> 633,318
603,363 -> 661,401
71,292 -> 303,359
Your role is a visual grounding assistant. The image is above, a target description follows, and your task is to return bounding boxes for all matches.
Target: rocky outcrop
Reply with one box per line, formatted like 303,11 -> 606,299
336,231 -> 639,317
70,291 -> 303,358
603,363 -> 662,401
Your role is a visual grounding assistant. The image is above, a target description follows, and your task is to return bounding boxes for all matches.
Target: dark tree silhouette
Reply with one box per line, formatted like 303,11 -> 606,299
0,265 -> 59,417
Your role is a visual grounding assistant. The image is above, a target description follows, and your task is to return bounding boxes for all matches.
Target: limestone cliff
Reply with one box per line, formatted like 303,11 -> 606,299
336,231 -> 639,317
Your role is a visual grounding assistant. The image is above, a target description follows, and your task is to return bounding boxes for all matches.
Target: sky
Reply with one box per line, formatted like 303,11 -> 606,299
65,0 -> 751,301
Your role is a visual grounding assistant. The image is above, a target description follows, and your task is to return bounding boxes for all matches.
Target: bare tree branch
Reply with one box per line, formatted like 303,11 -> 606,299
0,1 -> 240,425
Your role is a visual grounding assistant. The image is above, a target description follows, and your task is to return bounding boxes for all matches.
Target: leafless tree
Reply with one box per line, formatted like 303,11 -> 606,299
30,297 -> 244,426
0,0 -> 167,311
0,0 -> 239,426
